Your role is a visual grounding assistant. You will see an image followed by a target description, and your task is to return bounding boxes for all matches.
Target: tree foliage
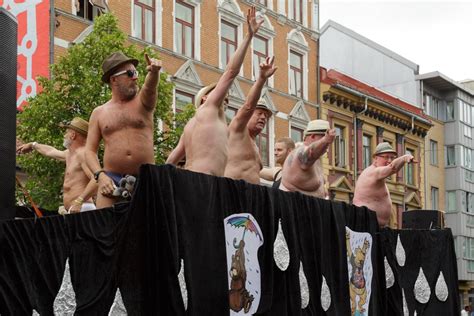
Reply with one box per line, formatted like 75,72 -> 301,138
17,14 -> 194,210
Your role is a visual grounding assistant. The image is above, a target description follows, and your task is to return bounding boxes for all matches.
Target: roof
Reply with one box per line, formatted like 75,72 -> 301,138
320,20 -> 419,72
321,68 -> 430,121
416,71 -> 474,96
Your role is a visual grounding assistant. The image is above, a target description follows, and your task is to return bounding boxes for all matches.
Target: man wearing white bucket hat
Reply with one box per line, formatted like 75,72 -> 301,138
167,6 -> 263,176
353,142 -> 417,227
279,119 -> 336,197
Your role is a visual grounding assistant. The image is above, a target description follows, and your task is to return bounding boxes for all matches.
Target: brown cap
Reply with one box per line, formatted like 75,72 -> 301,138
101,51 -> 138,83
255,99 -> 273,118
304,119 -> 329,137
60,117 -> 89,135
373,142 -> 397,156
194,83 -> 217,108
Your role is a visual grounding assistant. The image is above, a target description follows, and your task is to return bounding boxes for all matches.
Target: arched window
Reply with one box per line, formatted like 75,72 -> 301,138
287,29 -> 309,100
218,0 -> 245,70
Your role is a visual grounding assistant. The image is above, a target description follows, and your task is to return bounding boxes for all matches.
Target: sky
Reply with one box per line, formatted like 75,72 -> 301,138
319,0 -> 474,81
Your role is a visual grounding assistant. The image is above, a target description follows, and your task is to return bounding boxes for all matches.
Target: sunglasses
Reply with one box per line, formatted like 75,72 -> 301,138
111,69 -> 138,79
378,154 -> 397,160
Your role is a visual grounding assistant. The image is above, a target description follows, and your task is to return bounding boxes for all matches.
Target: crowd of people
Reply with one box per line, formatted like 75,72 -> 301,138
16,6 -> 417,227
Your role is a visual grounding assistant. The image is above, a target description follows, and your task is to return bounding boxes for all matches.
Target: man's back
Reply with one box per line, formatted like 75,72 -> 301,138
63,147 -> 91,209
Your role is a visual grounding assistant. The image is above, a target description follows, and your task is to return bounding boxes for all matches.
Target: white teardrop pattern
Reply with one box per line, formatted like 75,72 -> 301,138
178,259 -> 188,310
53,258 -> 76,315
108,288 -> 127,315
414,267 -> 431,304
384,256 -> 395,289
402,289 -> 409,316
396,234 -> 406,267
273,219 -> 290,271
299,261 -> 310,309
320,275 -> 331,312
435,271 -> 449,302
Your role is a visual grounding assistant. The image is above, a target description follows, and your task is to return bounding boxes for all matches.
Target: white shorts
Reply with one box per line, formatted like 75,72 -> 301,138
80,202 -> 96,212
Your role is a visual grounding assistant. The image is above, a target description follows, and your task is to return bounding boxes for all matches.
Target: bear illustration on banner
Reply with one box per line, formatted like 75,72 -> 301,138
346,227 -> 373,316
224,213 -> 264,315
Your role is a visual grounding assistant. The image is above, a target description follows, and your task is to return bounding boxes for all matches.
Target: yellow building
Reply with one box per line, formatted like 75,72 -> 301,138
320,68 -> 432,228
54,0 -> 320,166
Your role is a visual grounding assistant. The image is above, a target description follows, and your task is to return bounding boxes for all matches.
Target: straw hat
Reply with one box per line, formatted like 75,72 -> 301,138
255,99 -> 273,118
101,51 -> 138,83
60,117 -> 89,136
303,119 -> 329,137
194,83 -> 217,108
373,142 -> 397,156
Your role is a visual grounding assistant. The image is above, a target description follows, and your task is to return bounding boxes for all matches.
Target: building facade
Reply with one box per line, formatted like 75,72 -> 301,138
417,72 -> 474,305
54,0 -> 320,167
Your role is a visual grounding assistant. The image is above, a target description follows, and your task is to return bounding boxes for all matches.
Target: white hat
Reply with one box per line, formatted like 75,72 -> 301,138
303,119 -> 330,137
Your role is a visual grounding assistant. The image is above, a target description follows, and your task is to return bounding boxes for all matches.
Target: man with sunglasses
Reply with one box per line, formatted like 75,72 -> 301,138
85,51 -> 162,208
279,120 -> 336,198
353,142 -> 417,227
166,6 -> 263,177
224,57 -> 277,184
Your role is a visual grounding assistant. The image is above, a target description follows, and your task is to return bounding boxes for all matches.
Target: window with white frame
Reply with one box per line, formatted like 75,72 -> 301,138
75,0 -> 104,21
220,20 -> 238,67
291,126 -> 304,143
256,123 -> 270,167
446,191 -> 456,212
430,140 -> 438,165
446,101 -> 454,120
287,30 -> 308,100
362,134 -> 372,169
175,90 -> 194,113
134,0 -> 155,43
446,145 -> 456,166
175,1 -> 194,58
217,0 -> 244,69
288,0 -> 304,24
289,101 -> 310,143
334,125 -> 346,168
253,35 -> 268,80
431,187 -> 439,210
289,50 -> 303,98
405,148 -> 415,185
461,146 -> 472,169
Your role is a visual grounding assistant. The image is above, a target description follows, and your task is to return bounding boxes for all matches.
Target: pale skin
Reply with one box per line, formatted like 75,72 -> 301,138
224,57 -> 277,184
353,153 -> 417,227
85,53 -> 161,208
166,6 -> 263,176
16,129 -> 97,213
260,141 -> 294,181
280,130 -> 336,197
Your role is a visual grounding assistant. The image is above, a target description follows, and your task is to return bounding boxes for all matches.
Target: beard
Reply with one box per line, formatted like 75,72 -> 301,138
63,138 -> 72,149
118,82 -> 139,100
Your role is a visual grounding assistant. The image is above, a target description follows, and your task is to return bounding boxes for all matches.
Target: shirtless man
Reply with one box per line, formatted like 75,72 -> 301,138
166,7 -> 263,176
280,120 -> 336,197
260,137 -> 295,187
353,142 -> 417,227
224,57 -> 277,184
17,117 -> 97,213
85,51 -> 162,208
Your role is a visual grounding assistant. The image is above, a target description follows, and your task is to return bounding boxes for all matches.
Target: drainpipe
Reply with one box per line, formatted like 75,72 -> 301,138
353,97 -> 368,183
402,115 -> 415,212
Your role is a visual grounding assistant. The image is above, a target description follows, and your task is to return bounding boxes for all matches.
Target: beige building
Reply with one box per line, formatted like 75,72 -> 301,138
54,0 -> 321,167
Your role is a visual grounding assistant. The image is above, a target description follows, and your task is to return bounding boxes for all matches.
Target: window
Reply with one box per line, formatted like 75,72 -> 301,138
334,125 -> 346,168
289,50 -> 303,98
253,35 -> 268,80
446,145 -> 456,166
225,106 -> 238,124
175,1 -> 194,58
291,126 -> 304,143
134,0 -> 155,43
430,140 -> 438,165
465,124 -> 472,138
76,0 -> 102,21
289,0 -> 303,23
446,101 -> 454,120
431,187 -> 439,210
362,134 -> 372,169
220,21 -> 238,67
446,191 -> 456,212
256,123 -> 270,167
462,191 -> 474,213
462,146 -> 472,169
405,148 -> 415,185
175,90 -> 194,113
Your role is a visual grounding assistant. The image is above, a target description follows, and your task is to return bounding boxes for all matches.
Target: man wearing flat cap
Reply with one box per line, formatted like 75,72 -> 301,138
353,142 -> 417,227
85,51 -> 162,208
17,117 -> 97,213
280,119 -> 336,197
224,57 -> 277,184
166,6 -> 263,176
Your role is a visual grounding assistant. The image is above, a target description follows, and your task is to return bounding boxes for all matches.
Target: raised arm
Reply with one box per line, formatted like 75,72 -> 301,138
231,56 -> 277,132
17,142 -> 66,161
374,154 -> 416,179
205,6 -> 263,109
297,129 -> 336,167
139,53 -> 162,112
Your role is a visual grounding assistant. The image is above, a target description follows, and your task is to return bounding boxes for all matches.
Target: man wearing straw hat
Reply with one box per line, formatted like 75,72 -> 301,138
224,57 -> 277,184
279,119 -> 336,197
353,142 -> 417,227
17,117 -> 97,213
166,6 -> 263,176
85,50 -> 162,208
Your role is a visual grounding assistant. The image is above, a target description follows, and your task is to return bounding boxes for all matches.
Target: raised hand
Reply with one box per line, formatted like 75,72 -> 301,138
247,6 -> 264,36
325,128 -> 337,143
145,53 -> 162,74
259,56 -> 278,80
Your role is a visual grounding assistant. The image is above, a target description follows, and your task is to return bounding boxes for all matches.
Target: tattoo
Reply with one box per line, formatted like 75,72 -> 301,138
297,147 -> 310,165
287,152 -> 294,166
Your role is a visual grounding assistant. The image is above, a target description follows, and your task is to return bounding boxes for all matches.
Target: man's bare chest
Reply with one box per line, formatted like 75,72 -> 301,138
101,109 -> 151,136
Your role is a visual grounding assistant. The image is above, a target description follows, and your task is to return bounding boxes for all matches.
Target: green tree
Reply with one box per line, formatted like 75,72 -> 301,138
17,14 -> 194,211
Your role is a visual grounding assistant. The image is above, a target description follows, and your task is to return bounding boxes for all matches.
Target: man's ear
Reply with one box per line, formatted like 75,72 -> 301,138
71,131 -> 77,140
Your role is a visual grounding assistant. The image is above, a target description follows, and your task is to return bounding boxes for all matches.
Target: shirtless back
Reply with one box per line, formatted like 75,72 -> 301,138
166,7 -> 264,177
63,147 -> 94,209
